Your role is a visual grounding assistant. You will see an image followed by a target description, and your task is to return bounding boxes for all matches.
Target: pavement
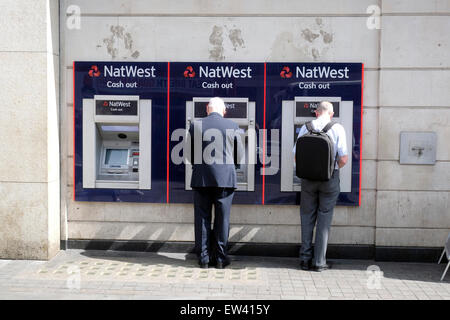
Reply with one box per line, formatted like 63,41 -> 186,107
0,249 -> 448,300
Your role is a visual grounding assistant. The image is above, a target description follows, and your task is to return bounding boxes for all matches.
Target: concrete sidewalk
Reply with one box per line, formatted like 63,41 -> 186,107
0,249 -> 448,300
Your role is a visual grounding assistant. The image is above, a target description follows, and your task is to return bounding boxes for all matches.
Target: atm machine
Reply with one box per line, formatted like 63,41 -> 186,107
280,96 -> 353,192
185,97 -> 256,191
82,95 -> 151,189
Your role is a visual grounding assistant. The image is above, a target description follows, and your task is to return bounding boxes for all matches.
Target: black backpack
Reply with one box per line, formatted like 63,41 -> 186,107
295,121 -> 337,181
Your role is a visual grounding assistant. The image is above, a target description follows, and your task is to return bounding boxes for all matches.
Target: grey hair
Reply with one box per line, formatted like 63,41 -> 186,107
207,97 -> 226,114
316,101 -> 334,114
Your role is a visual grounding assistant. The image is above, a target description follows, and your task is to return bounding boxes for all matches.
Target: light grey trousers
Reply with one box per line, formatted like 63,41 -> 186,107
299,170 -> 340,267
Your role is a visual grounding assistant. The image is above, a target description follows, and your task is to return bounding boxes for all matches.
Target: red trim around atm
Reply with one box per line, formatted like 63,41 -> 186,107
262,63 -> 267,205
73,61 -> 76,201
166,62 -> 170,203
359,63 -> 364,207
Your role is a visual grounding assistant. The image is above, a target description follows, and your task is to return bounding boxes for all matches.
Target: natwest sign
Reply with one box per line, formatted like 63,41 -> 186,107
103,65 -> 156,78
295,65 -> 350,79
95,99 -> 138,116
197,65 -> 253,78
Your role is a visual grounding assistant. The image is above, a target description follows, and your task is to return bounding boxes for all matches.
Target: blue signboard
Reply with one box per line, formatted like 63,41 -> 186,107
73,61 -> 363,206
73,61 -> 168,203
168,62 -> 265,205
266,63 -> 363,206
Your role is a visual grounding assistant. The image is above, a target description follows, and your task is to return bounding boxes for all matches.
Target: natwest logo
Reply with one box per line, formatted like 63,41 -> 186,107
184,66 -> 196,78
304,102 -> 320,110
198,65 -> 252,78
103,65 -> 156,78
89,65 -> 101,77
295,66 -> 349,79
280,66 -> 292,78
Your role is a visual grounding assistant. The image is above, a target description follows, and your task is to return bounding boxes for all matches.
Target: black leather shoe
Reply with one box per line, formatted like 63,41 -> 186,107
198,262 -> 209,269
216,260 -> 230,269
208,260 -> 217,267
313,263 -> 332,272
300,260 -> 312,271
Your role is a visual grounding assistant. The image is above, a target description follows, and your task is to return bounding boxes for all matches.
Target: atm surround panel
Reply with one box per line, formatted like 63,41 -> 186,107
82,95 -> 151,190
97,123 -> 139,180
291,99 -> 340,188
185,97 -> 256,191
280,96 -> 353,193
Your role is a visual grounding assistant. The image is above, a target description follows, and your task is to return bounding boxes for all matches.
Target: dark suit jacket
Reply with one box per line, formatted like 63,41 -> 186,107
189,112 -> 243,189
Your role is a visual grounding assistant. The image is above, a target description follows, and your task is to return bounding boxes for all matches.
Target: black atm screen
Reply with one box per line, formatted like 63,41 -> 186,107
96,100 -> 138,116
295,101 -> 339,117
194,101 -> 247,119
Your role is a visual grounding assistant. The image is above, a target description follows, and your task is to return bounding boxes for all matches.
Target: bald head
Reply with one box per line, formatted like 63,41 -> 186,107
207,97 -> 226,116
315,101 -> 334,118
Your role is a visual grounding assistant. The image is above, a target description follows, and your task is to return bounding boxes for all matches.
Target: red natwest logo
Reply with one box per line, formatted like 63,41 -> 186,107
183,66 -> 196,78
280,66 -> 292,78
103,101 -> 109,107
89,65 -> 101,77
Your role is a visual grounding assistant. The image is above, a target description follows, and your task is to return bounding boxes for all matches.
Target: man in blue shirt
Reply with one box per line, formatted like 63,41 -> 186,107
294,101 -> 348,272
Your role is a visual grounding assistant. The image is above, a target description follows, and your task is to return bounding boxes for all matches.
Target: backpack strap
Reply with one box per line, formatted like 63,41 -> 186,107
322,121 -> 337,133
305,121 -> 314,133
323,121 -> 338,171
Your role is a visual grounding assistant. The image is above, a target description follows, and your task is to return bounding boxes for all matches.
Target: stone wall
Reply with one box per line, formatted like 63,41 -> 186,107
376,1 -> 450,247
0,0 -> 60,259
58,0 -> 449,253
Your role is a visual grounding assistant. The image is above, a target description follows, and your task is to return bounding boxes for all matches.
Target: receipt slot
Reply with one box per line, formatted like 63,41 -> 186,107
185,97 -> 256,191
280,97 -> 353,192
82,95 -> 151,189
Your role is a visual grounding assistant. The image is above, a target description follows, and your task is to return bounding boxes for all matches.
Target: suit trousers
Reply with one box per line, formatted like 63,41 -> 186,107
193,187 -> 235,264
299,170 -> 340,267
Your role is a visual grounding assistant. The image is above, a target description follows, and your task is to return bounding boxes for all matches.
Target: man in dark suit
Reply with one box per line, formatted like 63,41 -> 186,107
189,97 -> 243,269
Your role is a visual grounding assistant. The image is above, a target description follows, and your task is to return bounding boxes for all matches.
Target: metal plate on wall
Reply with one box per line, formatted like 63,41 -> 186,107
400,132 -> 437,165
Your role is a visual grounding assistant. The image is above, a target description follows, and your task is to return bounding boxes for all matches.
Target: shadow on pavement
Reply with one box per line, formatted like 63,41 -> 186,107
77,249 -> 450,283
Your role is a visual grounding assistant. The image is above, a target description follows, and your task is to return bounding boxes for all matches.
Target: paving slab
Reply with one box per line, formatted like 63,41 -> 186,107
0,249 -> 448,300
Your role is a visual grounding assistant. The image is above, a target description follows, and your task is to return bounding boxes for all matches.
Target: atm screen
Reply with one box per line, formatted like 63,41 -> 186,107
194,102 -> 208,118
105,149 -> 129,166
295,101 -> 340,117
194,101 -> 247,119
224,102 -> 247,118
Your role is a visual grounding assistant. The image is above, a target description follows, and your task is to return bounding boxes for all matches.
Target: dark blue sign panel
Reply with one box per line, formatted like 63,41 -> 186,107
74,61 -> 363,206
266,63 -> 363,206
73,61 -> 168,202
168,62 -> 265,205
